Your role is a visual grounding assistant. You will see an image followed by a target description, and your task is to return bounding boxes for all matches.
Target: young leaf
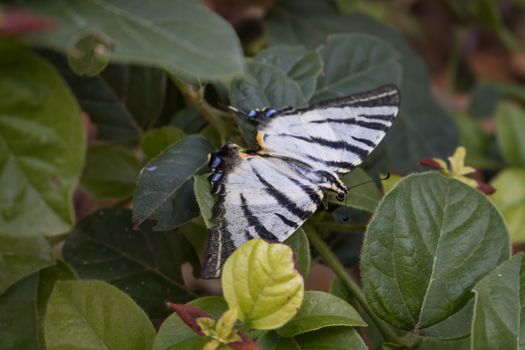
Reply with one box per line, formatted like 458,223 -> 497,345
222,239 -> 304,330
471,253 -> 525,349
80,145 -> 141,199
44,280 -> 155,350
63,208 -> 198,318
16,0 -> 244,81
154,297 -> 228,350
277,291 -> 366,337
67,30 -> 111,76
194,174 -> 214,229
0,46 -> 85,236
133,135 -> 213,230
490,169 -> 525,242
361,172 -> 510,335
0,234 -> 53,294
327,167 -> 381,213
496,102 -> 525,167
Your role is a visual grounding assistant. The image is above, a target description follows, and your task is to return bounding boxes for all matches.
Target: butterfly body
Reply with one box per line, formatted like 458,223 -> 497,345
203,85 -> 400,279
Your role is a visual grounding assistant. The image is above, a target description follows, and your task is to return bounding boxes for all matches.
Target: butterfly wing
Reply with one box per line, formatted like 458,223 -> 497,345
202,85 -> 400,278
202,143 -> 323,279
256,85 -> 400,175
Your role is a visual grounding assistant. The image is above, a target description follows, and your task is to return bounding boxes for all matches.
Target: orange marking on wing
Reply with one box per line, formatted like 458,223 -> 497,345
256,131 -> 265,149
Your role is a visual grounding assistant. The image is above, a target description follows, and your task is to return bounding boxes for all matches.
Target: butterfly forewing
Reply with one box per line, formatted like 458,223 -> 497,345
259,85 -> 400,175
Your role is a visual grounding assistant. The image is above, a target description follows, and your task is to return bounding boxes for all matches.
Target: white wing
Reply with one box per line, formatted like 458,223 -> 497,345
202,143 -> 323,278
257,85 -> 400,175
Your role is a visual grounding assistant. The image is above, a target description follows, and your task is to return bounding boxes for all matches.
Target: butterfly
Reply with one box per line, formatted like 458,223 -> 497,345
202,85 -> 400,279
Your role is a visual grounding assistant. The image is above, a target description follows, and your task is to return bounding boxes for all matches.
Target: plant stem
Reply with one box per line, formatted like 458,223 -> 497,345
303,224 -> 407,346
169,75 -> 233,143
316,222 -> 366,233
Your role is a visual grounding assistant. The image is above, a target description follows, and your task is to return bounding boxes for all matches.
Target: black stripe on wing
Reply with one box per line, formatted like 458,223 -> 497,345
277,84 -> 400,116
309,118 -> 390,132
240,194 -> 278,241
279,134 -> 369,160
253,170 -> 313,219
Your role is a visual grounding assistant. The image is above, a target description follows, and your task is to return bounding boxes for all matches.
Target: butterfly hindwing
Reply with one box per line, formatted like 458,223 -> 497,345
202,143 -> 323,278
202,85 -> 400,279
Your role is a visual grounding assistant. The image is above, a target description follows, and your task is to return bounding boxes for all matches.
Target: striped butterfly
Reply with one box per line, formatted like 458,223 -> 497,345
202,85 -> 400,278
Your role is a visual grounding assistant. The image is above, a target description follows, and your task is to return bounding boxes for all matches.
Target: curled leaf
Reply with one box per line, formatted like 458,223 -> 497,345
166,302 -> 210,336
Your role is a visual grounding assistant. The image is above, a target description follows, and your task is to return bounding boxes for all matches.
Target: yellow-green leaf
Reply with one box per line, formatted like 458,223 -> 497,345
490,168 -> 525,242
222,239 -> 304,330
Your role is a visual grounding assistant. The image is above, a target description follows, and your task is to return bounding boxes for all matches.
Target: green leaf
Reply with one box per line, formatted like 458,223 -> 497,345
361,172 -> 510,333
37,261 -> 78,326
266,3 -> 458,173
133,135 -> 213,230
15,0 -> 244,81
0,47 -> 85,236
496,102 -> 525,167
328,168 -> 381,212
80,145 -> 141,199
277,291 -> 366,337
63,208 -> 198,318
0,263 -> 77,350
415,337 -> 471,350
44,280 -> 155,350
0,234 -> 53,295
52,55 -> 168,142
314,33 -> 402,101
222,239 -> 304,330
67,30 -> 111,77
193,174 -> 214,229
170,107 -> 207,134
471,253 -> 525,350
153,296 -> 228,350
284,228 -> 311,279
143,126 -> 186,161
490,168 -> 525,242
230,60 -> 307,149
253,45 -> 323,100
258,327 -> 367,350
418,298 -> 474,340
0,274 -> 41,350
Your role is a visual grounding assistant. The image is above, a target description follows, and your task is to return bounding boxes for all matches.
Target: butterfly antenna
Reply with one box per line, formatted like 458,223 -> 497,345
342,172 -> 391,222
217,101 -> 250,118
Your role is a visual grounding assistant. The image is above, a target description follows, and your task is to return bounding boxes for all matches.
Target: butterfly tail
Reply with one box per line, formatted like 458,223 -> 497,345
202,228 -> 235,279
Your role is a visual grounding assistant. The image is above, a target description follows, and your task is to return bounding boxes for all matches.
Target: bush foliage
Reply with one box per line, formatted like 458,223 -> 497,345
1,1 -> 525,349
